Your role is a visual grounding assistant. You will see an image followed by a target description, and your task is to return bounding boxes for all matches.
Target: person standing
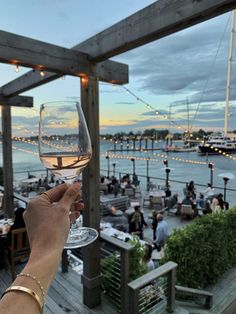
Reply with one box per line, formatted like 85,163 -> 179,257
153,214 -> 169,251
151,210 -> 158,241
129,212 -> 143,239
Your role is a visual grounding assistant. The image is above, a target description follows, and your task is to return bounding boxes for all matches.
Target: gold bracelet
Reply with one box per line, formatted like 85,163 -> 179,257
17,273 -> 45,304
2,286 -> 43,314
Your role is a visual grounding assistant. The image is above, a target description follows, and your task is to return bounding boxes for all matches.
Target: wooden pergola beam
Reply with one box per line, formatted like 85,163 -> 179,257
0,94 -> 33,107
0,30 -> 128,97
76,0 -> 236,62
1,0 -> 235,97
0,59 -> 128,98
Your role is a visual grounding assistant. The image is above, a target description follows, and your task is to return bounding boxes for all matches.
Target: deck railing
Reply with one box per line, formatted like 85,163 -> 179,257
100,232 -> 133,314
128,261 -> 177,314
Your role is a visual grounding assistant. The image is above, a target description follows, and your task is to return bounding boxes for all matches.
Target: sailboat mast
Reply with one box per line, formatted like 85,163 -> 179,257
225,10 -> 235,136
187,97 -> 190,141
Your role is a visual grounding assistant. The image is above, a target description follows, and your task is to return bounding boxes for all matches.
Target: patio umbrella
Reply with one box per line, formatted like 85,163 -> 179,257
218,173 -> 235,180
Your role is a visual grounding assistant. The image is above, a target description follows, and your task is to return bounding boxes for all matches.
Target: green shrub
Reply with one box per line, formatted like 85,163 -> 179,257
128,236 -> 147,281
101,236 -> 147,295
163,207 -> 236,288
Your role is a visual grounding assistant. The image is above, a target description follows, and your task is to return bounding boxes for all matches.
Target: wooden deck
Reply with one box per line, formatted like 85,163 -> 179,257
0,265 -> 117,314
1,256 -> 236,313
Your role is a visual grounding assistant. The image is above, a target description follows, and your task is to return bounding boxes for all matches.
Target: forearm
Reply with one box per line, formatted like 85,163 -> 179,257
0,251 -> 61,314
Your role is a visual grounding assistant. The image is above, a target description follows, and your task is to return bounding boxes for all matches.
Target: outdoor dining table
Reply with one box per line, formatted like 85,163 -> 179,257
149,190 -> 166,197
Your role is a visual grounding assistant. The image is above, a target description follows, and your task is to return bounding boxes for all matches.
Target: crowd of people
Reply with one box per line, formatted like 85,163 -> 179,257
182,181 -> 229,216
100,173 -> 139,197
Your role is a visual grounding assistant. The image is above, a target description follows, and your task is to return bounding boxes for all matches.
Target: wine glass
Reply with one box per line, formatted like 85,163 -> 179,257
39,101 -> 98,248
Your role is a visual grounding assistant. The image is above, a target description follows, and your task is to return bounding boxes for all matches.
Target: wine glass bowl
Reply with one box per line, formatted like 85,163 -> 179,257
39,101 -> 98,248
39,101 -> 92,181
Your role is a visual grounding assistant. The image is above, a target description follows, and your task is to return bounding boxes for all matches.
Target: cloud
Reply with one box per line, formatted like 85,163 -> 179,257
117,12 -> 231,103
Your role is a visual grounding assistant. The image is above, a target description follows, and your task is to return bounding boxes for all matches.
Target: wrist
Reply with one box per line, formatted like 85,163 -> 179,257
22,250 -> 61,292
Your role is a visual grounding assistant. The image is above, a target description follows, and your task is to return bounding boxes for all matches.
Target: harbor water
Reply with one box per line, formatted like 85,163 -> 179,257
0,140 -> 236,206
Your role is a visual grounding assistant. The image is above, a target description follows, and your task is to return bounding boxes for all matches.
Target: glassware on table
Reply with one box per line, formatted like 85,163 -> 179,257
39,101 -> 98,248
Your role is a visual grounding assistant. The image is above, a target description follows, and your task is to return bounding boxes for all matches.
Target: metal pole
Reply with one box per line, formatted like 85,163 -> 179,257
223,177 -> 229,201
210,168 -> 213,187
166,168 -> 170,189
146,158 -> 150,191
131,158 -> 135,175
208,163 -> 214,187
112,163 -> 116,177
106,156 -> 110,177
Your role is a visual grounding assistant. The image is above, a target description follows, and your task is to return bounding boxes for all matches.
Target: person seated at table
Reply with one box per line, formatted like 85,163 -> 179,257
112,178 -> 120,197
165,187 -> 171,198
203,201 -> 212,215
196,193 -> 204,209
201,183 -> 214,199
102,206 -> 128,232
187,180 -> 196,199
7,201 -> 26,245
182,194 -> 193,207
132,173 -> 139,187
42,177 -> 51,191
211,193 -> 224,213
100,177 -> 108,194
125,180 -> 133,189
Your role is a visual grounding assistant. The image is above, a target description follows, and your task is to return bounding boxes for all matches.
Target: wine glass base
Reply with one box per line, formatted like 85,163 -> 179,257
64,227 -> 99,249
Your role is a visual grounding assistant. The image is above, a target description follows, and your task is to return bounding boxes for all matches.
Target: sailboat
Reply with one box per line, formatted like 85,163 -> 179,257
198,10 -> 236,155
163,99 -> 198,153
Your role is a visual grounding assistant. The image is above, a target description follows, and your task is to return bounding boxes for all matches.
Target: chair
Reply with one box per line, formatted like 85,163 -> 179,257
143,197 -> 151,207
124,188 -> 135,197
180,204 -> 194,221
6,228 -> 30,281
150,196 -> 164,210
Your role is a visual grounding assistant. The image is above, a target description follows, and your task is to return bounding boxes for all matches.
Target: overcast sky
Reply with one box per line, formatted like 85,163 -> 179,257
0,0 -> 235,135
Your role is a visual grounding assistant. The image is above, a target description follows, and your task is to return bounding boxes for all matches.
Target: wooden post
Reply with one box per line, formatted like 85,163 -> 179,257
80,77 -> 101,308
1,106 -> 14,217
129,288 -> 140,314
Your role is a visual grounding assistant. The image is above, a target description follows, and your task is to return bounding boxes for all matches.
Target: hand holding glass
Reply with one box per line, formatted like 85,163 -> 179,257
39,101 -> 98,248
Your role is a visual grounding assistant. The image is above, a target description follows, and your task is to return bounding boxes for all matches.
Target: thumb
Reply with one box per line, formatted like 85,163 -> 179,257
58,183 -> 81,211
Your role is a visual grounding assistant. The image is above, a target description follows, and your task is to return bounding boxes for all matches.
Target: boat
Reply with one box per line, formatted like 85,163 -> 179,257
198,10 -> 236,155
198,133 -> 236,154
164,143 -> 198,153
163,100 -> 198,153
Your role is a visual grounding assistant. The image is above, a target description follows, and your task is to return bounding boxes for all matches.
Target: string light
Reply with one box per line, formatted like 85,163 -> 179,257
40,70 -> 45,77
15,65 -> 19,73
109,83 -> 189,133
102,83 -> 236,162
104,151 -> 209,166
